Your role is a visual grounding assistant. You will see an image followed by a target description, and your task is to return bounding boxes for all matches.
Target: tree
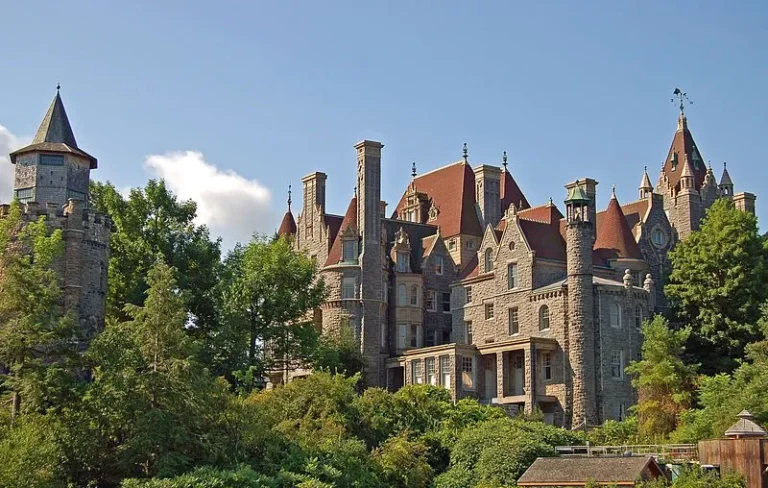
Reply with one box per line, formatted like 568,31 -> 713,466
312,325 -> 366,379
220,235 -> 325,390
666,198 -> 768,374
89,180 -> 221,333
0,201 -> 79,416
373,435 -> 433,488
626,315 -> 697,439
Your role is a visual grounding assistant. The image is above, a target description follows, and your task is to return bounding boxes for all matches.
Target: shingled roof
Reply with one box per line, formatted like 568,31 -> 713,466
662,114 -> 706,192
501,169 -> 530,212
10,90 -> 97,168
325,197 -> 357,266
517,456 -> 665,487
391,162 -> 483,237
518,203 -> 566,262
277,211 -> 296,237
594,194 -> 643,262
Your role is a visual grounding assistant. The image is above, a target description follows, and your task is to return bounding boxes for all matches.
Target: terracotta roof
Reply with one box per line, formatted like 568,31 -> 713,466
617,199 -> 649,231
594,196 -> 643,261
324,197 -> 357,266
501,170 -> 530,212
518,204 -> 566,262
10,91 -> 97,168
391,162 -> 482,237
277,210 -> 297,237
517,456 -> 663,486
662,115 -> 707,192
324,214 -> 343,248
518,204 -> 561,224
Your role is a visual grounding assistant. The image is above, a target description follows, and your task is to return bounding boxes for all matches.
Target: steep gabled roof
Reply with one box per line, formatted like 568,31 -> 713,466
277,211 -> 297,237
324,214 -> 344,248
518,203 -> 566,262
501,170 -> 530,212
391,162 -> 482,237
324,197 -> 357,266
618,199 -> 649,232
594,195 -> 643,261
662,114 -> 706,192
10,90 -> 97,168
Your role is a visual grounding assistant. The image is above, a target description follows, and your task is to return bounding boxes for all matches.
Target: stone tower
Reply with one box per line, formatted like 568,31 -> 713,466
564,179 -> 598,428
355,140 -> 386,386
4,89 -> 110,338
674,157 -> 703,240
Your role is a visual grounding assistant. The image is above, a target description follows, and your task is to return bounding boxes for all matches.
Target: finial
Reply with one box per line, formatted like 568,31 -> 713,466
353,186 -> 357,197
548,196 -> 554,206
462,143 -> 468,163
723,161 -> 727,169
644,165 -> 648,174
287,183 -> 292,211
56,82 -> 61,92
671,88 -> 693,116
612,185 -> 617,199
502,150 -> 508,171
412,162 -> 417,179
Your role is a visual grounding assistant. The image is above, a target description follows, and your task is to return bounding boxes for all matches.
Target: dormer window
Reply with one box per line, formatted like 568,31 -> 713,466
428,204 -> 439,221
670,152 -> 678,170
342,239 -> 357,262
396,252 -> 409,272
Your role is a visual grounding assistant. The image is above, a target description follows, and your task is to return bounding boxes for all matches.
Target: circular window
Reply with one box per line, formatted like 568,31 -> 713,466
508,241 -> 515,251
651,228 -> 667,248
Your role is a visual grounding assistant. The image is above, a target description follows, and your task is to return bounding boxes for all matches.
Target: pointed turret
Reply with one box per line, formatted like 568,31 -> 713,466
661,112 -> 706,193
324,194 -> 358,266
679,156 -> 696,193
719,162 -> 734,197
277,185 -> 297,238
639,166 -> 653,199
594,189 -> 643,262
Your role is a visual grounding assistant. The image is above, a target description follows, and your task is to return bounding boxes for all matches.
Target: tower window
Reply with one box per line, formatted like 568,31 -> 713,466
39,154 -> 64,166
342,240 -> 356,262
342,277 -> 356,299
396,253 -> 409,272
397,284 -> 407,306
539,305 -> 550,331
14,187 -> 35,203
67,189 -> 86,201
410,285 -> 419,306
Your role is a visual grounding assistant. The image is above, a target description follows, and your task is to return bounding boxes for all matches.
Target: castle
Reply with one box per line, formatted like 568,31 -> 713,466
1,89 -> 111,338
280,108 -> 756,428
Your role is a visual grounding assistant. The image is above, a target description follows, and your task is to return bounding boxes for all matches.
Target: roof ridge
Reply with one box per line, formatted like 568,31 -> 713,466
413,160 -> 467,179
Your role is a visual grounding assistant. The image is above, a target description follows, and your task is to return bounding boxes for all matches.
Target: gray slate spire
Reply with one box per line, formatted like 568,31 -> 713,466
32,90 -> 78,148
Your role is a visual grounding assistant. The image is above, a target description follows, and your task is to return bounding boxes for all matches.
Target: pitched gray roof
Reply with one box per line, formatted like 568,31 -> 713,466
517,456 -> 661,486
10,91 -> 97,168
724,410 -> 767,438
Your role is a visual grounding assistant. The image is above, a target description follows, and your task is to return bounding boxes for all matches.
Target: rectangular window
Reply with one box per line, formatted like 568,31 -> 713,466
426,290 -> 436,311
426,358 -> 437,386
507,263 -> 518,289
509,308 -> 519,335
543,352 -> 552,381
610,303 -> 622,328
465,321 -> 473,344
343,240 -> 356,262
412,360 -> 424,384
442,330 -> 451,345
425,331 -> 435,347
485,303 -> 494,320
435,256 -> 444,275
440,356 -> 451,388
39,154 -> 64,166
617,403 -> 626,421
67,189 -> 86,201
14,187 -> 35,203
466,286 -> 472,303
448,239 -> 456,250
461,357 -> 475,390
611,351 -> 624,379
410,286 -> 418,306
442,293 -> 451,313
410,325 -> 420,348
631,270 -> 643,287
341,277 -> 356,299
396,253 -> 408,272
397,324 -> 407,349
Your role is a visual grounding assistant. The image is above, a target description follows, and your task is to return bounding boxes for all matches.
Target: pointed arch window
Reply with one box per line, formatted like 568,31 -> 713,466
539,305 -> 550,331
484,248 -> 493,273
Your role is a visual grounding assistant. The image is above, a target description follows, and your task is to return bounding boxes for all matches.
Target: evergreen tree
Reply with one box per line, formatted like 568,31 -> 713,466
666,198 -> 768,374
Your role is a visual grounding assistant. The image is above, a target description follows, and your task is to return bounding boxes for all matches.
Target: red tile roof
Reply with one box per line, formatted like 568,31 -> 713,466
616,199 -> 649,231
277,210 -> 297,237
323,214 -> 343,249
501,170 -> 530,212
594,196 -> 643,261
391,162 -> 483,237
517,204 -> 566,262
662,115 -> 707,192
324,197 -> 357,266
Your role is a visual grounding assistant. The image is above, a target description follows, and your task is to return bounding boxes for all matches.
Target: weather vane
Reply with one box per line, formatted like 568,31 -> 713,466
671,88 -> 693,116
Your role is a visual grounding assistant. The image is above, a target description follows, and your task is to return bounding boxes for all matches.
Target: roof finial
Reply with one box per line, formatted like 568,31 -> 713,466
56,82 -> 61,92
462,142 -> 468,163
644,165 -> 648,174
287,183 -> 292,211
353,186 -> 357,197
671,88 -> 692,116
548,196 -> 554,206
502,150 -> 508,171
412,161 -> 417,179
723,161 -> 727,169
611,184 -> 617,199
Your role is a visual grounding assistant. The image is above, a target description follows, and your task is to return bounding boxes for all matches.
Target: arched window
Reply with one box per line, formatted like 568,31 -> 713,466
397,284 -> 407,306
610,302 -> 622,328
484,248 -> 493,273
634,306 -> 643,329
410,285 -> 419,306
539,305 -> 550,331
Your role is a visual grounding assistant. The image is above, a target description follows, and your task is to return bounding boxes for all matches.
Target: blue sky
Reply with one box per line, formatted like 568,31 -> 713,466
1,1 -> 766,246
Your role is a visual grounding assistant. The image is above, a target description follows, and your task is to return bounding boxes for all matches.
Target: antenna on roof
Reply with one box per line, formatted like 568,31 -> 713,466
462,143 -> 468,163
671,88 -> 693,116
502,151 -> 508,171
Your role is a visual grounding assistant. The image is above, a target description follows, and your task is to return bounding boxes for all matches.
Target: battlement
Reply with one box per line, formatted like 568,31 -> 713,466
0,200 -> 112,240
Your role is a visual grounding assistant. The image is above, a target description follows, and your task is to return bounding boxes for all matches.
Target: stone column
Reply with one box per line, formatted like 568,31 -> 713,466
524,344 -> 536,414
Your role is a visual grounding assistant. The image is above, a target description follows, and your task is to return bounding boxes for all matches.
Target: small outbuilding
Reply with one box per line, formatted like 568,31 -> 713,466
516,455 -> 667,487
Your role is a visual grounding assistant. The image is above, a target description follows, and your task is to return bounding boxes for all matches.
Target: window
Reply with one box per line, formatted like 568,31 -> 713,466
410,285 -> 419,306
507,263 -> 518,289
634,306 -> 643,329
39,154 -> 64,166
342,277 -> 356,299
343,240 -> 356,262
539,305 -> 550,331
652,229 -> 667,248
67,189 -> 86,201
509,308 -> 519,335
435,256 -> 444,275
426,290 -> 436,311
14,187 -> 35,203
466,240 -> 474,250
631,270 -> 643,287
484,248 -> 493,273
461,357 -> 475,390
397,324 -> 407,349
466,287 -> 472,303
410,325 -> 420,348
617,403 -> 626,421
425,330 -> 435,347
426,358 -> 437,385
611,351 -> 624,379
412,360 -> 424,384
485,303 -> 494,320
610,302 -> 622,328
543,352 -> 552,381
442,293 -> 451,313
440,356 -> 451,388
448,239 -> 456,250
465,321 -> 473,344
396,253 -> 408,272
397,284 -> 407,306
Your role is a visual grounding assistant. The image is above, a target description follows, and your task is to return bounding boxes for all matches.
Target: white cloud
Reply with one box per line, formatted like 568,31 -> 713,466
0,125 -> 28,202
144,150 -> 275,248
